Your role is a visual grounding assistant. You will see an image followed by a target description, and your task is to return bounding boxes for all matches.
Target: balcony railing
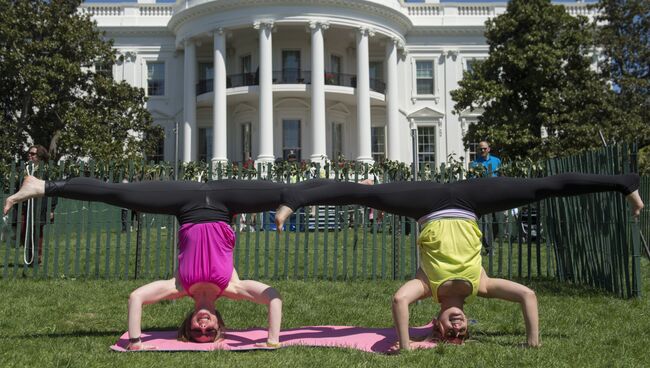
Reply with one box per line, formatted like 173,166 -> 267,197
196,71 -> 386,95
272,69 -> 312,84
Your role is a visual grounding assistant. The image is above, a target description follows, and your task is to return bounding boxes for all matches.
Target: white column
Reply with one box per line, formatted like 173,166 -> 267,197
385,38 -> 400,161
254,21 -> 274,163
183,39 -> 197,162
212,28 -> 228,163
356,27 -> 373,163
310,21 -> 328,163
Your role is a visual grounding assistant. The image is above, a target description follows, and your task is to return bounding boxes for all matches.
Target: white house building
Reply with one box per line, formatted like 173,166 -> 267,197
81,0 -> 596,167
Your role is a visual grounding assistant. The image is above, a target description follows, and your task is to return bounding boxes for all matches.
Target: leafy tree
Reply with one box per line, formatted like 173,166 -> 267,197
451,0 -> 639,161
594,0 -> 650,173
0,0 -> 162,166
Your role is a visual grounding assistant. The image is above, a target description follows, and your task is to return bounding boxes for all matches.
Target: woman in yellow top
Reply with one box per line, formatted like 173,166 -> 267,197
275,173 -> 644,350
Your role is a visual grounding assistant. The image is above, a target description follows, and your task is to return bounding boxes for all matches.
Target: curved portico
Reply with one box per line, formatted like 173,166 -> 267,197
171,0 -> 407,164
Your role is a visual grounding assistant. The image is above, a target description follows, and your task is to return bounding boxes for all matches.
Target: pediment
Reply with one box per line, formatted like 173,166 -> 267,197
327,102 -> 350,115
459,106 -> 485,117
407,107 -> 444,119
232,103 -> 257,115
148,108 -> 174,120
274,98 -> 310,109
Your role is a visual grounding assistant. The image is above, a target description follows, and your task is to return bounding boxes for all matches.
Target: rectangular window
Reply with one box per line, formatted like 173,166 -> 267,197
468,142 -> 479,163
241,55 -> 252,74
147,134 -> 165,163
369,61 -> 384,93
331,122 -> 343,159
95,59 -> 113,78
147,62 -> 165,96
198,127 -> 213,162
371,127 -> 386,163
466,59 -> 478,74
415,60 -> 434,95
240,55 -> 254,86
282,119 -> 301,160
199,62 -> 214,80
241,122 -> 252,161
417,126 -> 436,167
328,55 -> 341,85
197,62 -> 214,94
282,50 -> 301,83
369,61 -> 383,80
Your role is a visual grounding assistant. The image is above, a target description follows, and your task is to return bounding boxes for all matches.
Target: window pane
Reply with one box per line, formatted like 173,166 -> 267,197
330,55 -> 341,74
199,127 -> 213,162
369,61 -> 382,80
416,61 -> 433,78
466,59 -> 476,74
416,79 -> 434,95
418,126 -> 436,166
283,119 -> 301,160
147,62 -> 165,96
241,55 -> 252,74
371,127 -> 385,162
468,142 -> 479,163
146,133 -> 165,163
199,62 -> 214,80
95,60 -> 113,78
282,51 -> 301,83
331,122 -> 343,159
241,123 -> 252,161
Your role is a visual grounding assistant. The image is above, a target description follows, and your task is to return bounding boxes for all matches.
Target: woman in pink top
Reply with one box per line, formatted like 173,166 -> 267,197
4,176 -> 326,350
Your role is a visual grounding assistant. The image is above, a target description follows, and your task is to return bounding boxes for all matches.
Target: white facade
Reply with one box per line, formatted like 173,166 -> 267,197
82,0 -> 597,166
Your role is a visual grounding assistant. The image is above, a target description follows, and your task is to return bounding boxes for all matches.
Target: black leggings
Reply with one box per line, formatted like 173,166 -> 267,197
281,173 -> 639,220
45,178 -> 327,224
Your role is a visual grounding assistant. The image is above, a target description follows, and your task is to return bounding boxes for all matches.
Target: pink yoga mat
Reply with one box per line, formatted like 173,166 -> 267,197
111,321 -> 458,353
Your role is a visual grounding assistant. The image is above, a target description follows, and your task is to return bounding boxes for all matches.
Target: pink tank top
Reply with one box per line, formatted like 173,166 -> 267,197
177,222 -> 235,294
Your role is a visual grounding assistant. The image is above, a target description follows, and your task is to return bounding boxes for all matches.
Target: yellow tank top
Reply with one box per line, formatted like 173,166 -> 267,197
418,219 -> 483,303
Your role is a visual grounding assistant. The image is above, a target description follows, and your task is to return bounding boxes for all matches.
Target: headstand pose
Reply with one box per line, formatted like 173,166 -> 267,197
274,173 -> 644,350
3,176 -> 325,350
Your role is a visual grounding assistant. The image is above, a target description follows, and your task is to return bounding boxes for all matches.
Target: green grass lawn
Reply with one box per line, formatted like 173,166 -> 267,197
1,260 -> 649,368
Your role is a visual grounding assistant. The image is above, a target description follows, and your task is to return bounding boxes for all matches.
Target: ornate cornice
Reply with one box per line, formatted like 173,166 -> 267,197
169,0 -> 412,35
253,20 -> 275,30
358,26 -> 376,37
308,20 -> 330,31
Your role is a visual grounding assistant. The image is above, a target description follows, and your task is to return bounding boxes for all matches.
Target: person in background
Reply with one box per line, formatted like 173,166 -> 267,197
470,141 -> 502,254
21,145 -> 57,265
470,141 -> 501,177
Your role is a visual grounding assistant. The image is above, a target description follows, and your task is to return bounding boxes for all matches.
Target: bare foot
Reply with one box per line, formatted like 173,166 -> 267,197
359,178 -> 375,185
626,190 -> 644,218
3,176 -> 45,215
274,205 -> 294,232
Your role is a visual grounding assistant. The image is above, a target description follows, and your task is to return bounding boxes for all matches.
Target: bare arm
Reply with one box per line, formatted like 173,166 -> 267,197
127,278 -> 185,350
478,269 -> 539,347
222,271 -> 282,345
391,269 -> 431,352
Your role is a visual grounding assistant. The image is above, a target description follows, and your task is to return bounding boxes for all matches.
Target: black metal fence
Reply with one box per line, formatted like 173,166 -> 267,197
0,145 -> 644,298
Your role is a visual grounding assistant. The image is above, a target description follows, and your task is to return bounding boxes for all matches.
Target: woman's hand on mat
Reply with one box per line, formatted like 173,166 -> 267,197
127,341 -> 156,351
254,341 -> 281,349
387,338 -> 430,354
525,339 -> 541,348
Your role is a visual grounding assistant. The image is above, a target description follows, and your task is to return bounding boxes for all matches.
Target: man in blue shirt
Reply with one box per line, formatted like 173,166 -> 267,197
470,141 -> 501,255
470,140 -> 501,177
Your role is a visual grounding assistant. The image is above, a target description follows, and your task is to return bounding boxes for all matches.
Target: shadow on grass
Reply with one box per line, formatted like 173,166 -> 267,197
512,278 -> 619,298
0,330 -> 125,339
472,330 -> 569,339
469,330 -> 568,348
